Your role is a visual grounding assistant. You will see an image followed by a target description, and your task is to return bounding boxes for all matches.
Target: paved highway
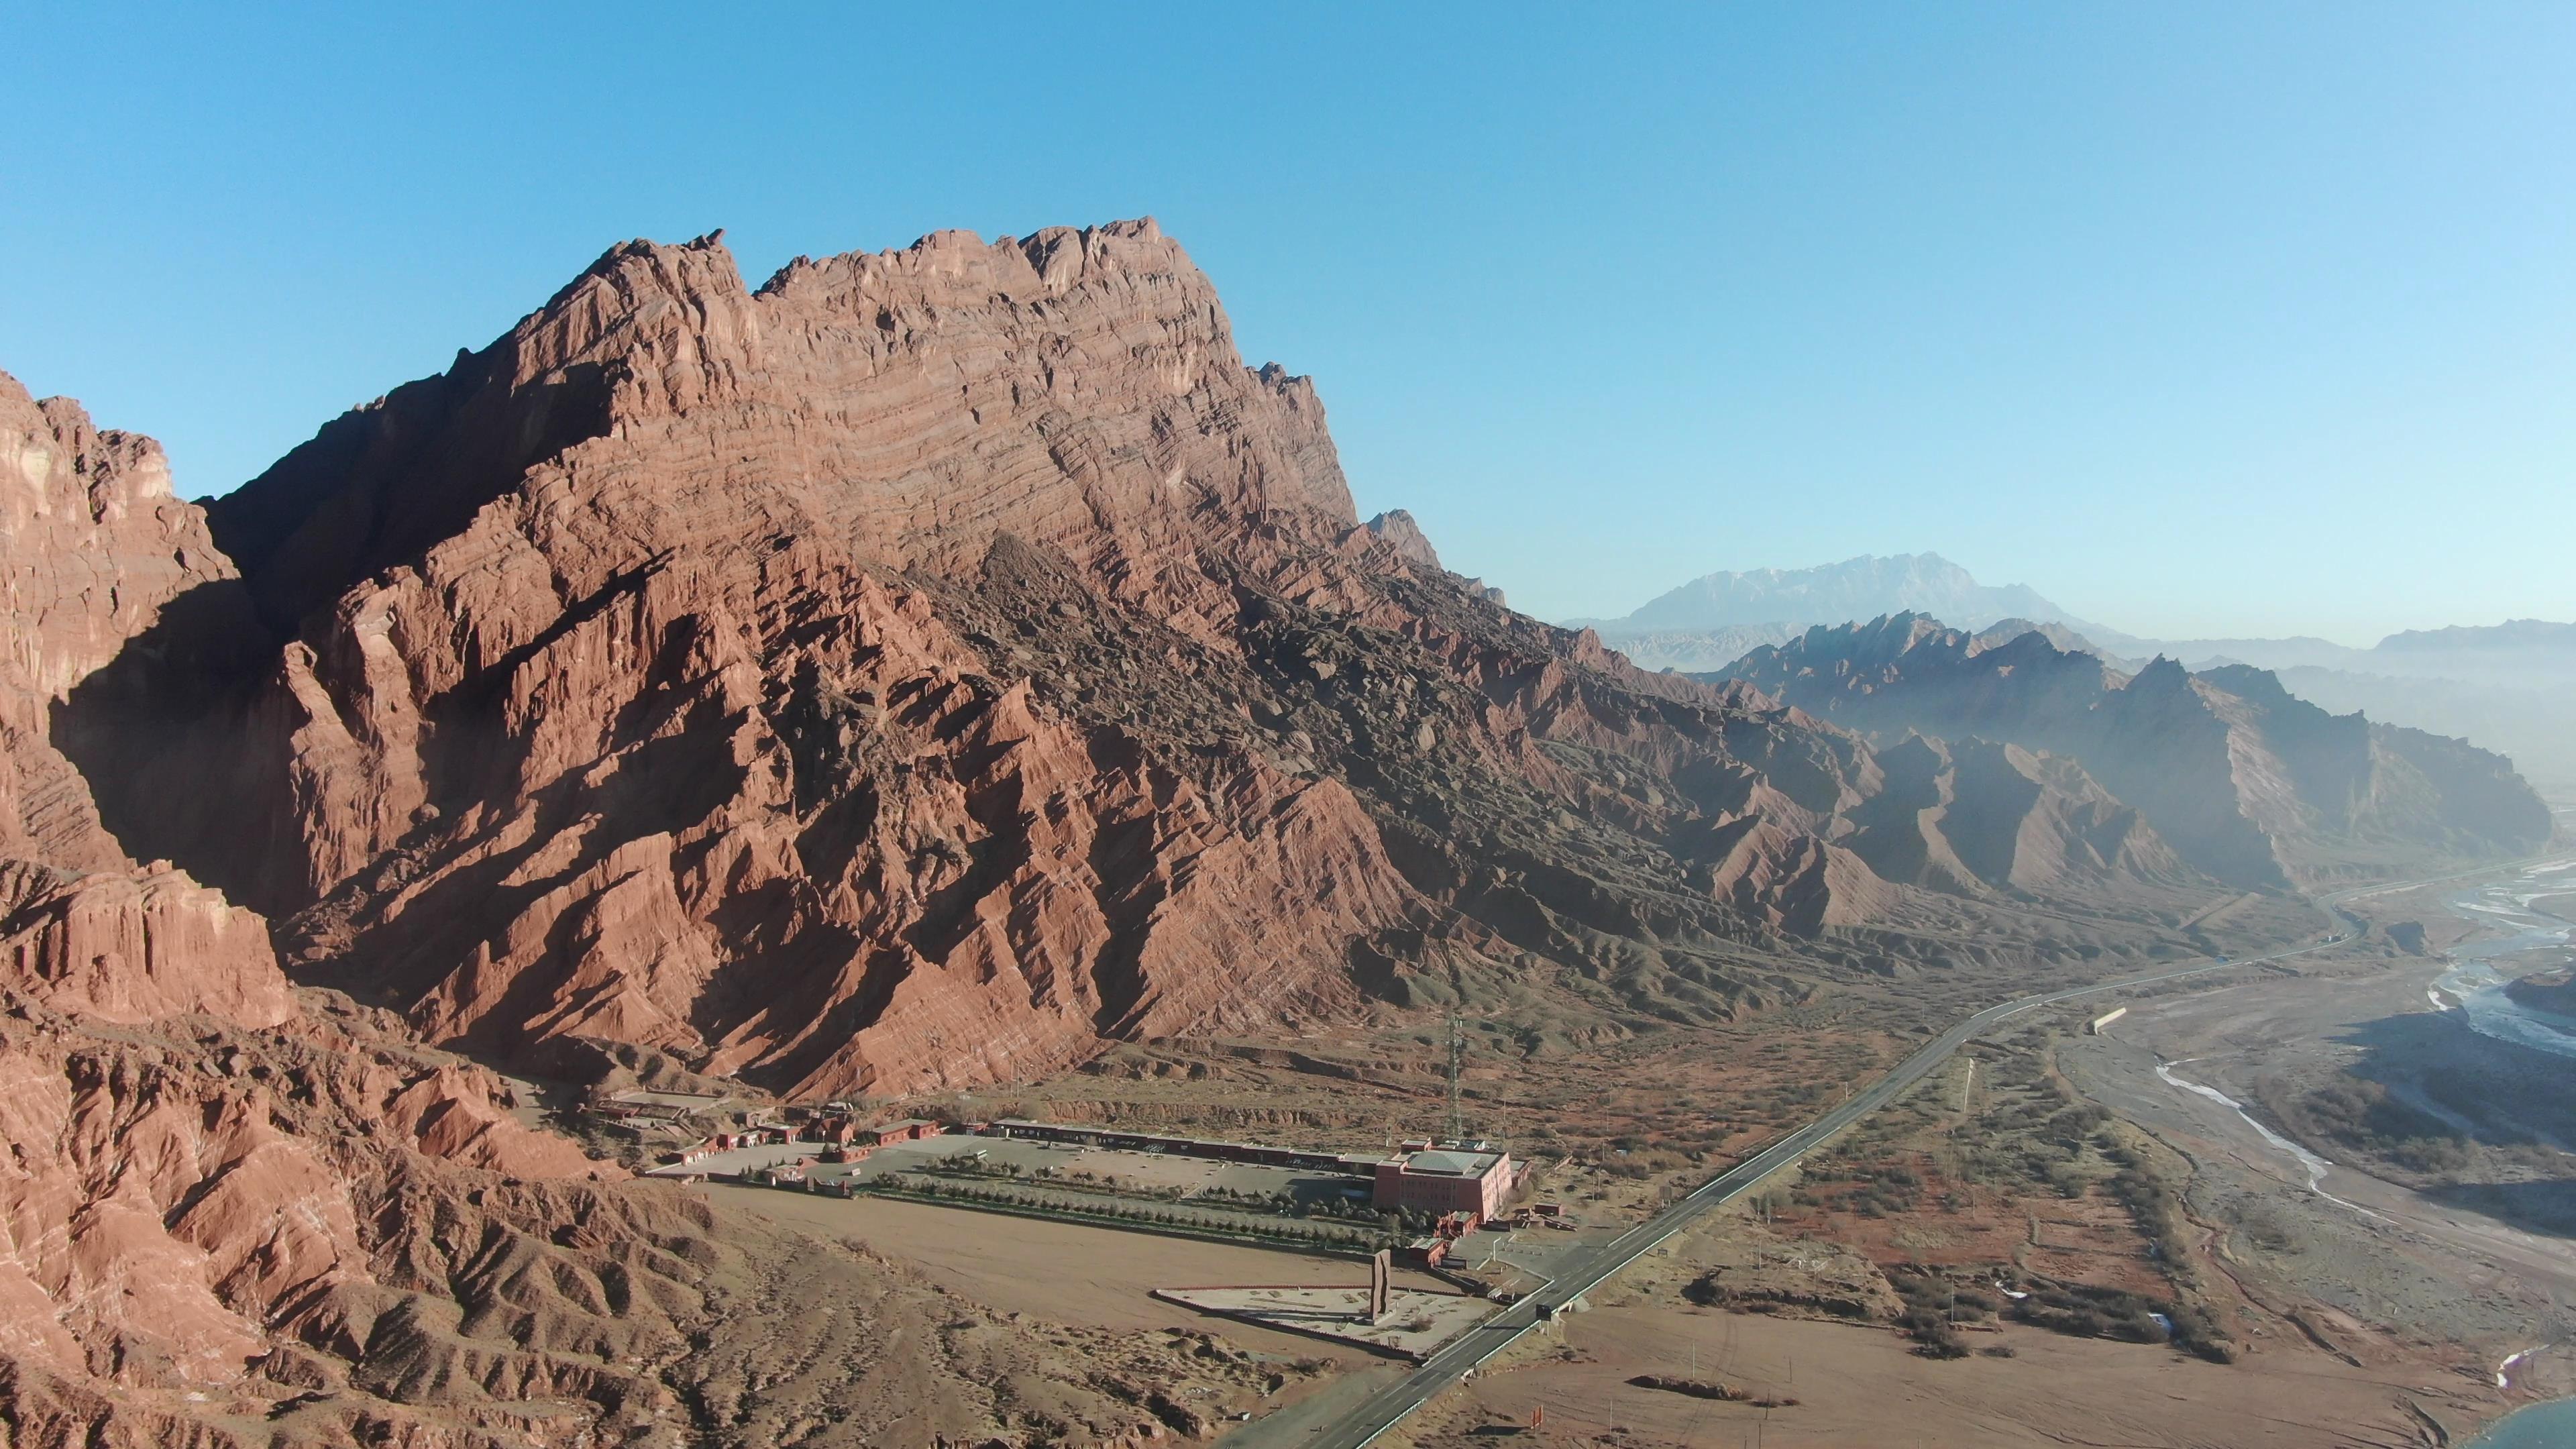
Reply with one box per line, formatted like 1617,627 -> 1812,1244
1289,862 -> 2546,1448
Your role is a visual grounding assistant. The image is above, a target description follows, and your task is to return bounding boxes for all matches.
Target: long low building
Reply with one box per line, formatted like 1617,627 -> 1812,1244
984,1119 -> 1374,1175
983,1120 -> 1522,1224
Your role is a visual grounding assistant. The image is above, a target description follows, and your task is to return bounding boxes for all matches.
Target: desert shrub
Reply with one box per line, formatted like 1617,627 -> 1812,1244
2164,1302 -> 2234,1361
2042,1105 -> 2112,1144
2112,1308 -> 2169,1344
2294,1078 -> 2471,1174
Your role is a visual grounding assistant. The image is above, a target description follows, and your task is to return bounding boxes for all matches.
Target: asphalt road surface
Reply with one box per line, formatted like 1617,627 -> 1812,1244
1286,862 -> 2543,1448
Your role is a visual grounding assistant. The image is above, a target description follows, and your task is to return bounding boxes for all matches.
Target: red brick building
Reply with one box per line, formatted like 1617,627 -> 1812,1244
1372,1148 -> 1513,1223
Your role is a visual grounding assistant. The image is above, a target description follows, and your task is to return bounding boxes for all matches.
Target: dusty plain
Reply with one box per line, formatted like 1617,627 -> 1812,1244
1250,856 -> 2576,1447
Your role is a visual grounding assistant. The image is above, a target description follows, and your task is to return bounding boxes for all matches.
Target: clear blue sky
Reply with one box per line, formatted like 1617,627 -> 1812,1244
6,4 -> 2571,643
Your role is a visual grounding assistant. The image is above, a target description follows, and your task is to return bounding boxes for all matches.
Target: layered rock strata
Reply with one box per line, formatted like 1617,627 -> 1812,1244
5,367 -> 1307,1448
74,223 -> 2088,1099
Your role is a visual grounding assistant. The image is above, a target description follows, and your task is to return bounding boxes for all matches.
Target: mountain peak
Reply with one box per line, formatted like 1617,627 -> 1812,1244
209,219 -> 1357,639
1594,552 -> 2100,637
1364,508 -> 1442,570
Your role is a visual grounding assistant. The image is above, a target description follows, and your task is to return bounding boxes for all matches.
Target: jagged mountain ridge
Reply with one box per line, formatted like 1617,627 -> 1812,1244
1719,613 -> 2553,890
0,362 -> 1505,1449
2150,621 -> 2576,790
52,221 -> 2259,1109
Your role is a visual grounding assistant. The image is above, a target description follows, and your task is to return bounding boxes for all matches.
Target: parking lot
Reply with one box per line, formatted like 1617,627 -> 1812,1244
641,1130 -> 1380,1210
820,1136 -> 1374,1206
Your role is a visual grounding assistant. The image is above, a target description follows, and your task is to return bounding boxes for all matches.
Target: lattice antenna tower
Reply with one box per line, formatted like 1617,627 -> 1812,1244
1446,1012 -> 1464,1144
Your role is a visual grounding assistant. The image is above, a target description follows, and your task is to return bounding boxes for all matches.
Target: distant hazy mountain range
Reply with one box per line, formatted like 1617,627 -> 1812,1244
1567,552 -> 2115,638
1718,614 -> 2550,891
1571,554 -> 2576,790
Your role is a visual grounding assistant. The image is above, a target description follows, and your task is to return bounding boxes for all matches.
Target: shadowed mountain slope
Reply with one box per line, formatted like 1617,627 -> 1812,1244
2,363 -> 1402,1449
1720,614 -> 2552,890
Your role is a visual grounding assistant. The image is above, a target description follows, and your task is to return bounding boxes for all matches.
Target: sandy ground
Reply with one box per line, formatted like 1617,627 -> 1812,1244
702,1184 -> 1447,1334
2063,957 -> 2576,1372
1366,874 -> 2573,1449
701,1183 -> 1457,1438
1375,1200 -> 2508,1449
1402,1300 -> 2485,1448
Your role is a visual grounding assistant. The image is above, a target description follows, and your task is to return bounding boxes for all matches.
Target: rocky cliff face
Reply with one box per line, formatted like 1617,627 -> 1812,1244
0,372 -> 678,1446
1723,614 -> 2553,888
1,378 -> 233,707
0,372 -> 290,1023
5,366 -> 1336,1448
66,221 -> 2143,1102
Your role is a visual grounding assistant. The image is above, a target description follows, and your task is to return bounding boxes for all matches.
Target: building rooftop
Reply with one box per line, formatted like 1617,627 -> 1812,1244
1397,1149 -> 1505,1177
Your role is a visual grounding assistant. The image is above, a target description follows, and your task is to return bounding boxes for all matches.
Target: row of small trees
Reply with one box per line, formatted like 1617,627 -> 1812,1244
902,1157 -> 1456,1234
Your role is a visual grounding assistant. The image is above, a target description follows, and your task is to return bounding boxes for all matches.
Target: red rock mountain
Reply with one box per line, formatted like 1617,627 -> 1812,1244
50,222 -> 2548,1118
60,222 -> 2005,1100
0,370 -> 678,1446
3,360 -> 1370,1448
60,219 -> 2520,1111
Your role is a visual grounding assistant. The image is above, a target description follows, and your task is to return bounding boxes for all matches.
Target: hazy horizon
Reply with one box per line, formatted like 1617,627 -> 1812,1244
7,3 -> 2570,643
1556,549 -> 2569,650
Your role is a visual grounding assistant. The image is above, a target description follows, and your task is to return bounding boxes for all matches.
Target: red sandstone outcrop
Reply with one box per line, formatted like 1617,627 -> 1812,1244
0,378 -> 667,1448
0,859 -> 294,1027
1,374 -> 241,879
0,374 -> 233,710
1365,508 -> 1505,604
0,373 -> 297,1029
